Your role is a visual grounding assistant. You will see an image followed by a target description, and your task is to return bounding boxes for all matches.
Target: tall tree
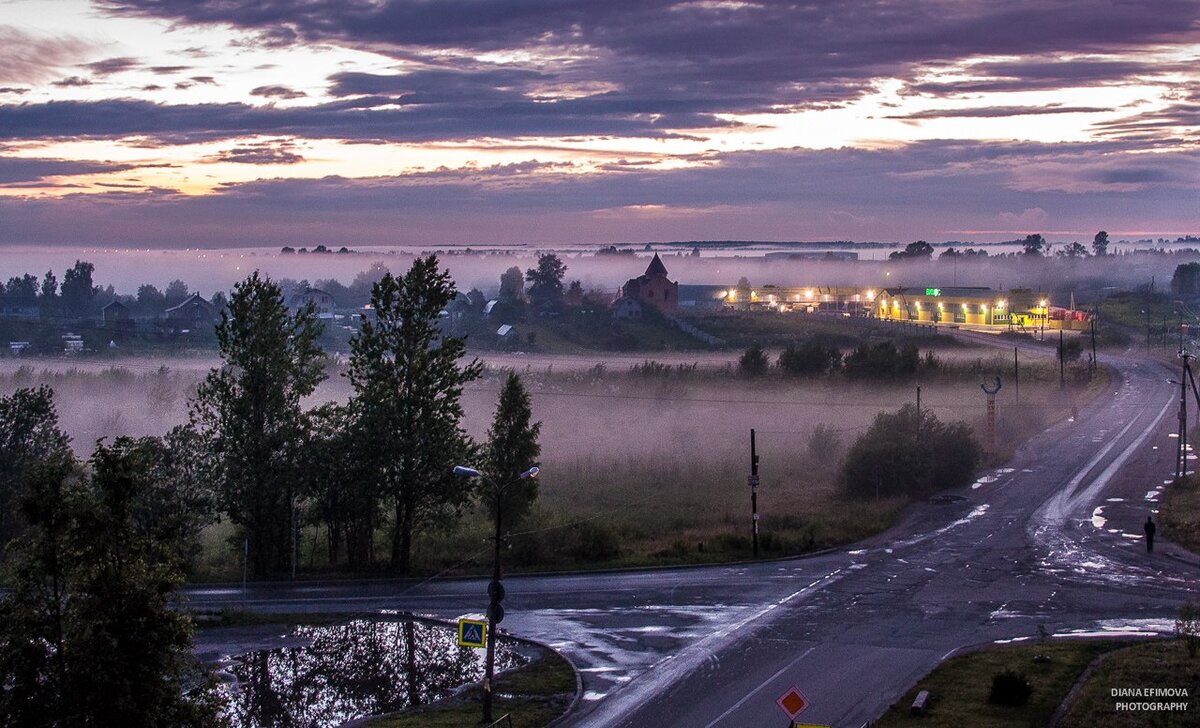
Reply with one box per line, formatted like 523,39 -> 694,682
5,274 -> 38,298
1092,230 -> 1110,256
499,265 -> 525,302
889,240 -> 935,260
0,438 -> 224,726
39,269 -> 57,300
1021,234 -> 1048,256
525,253 -> 567,308
192,271 -> 325,576
60,260 -> 95,317
164,279 -> 190,306
480,373 -> 542,529
0,387 -> 72,552
302,403 -> 379,568
347,256 -> 481,573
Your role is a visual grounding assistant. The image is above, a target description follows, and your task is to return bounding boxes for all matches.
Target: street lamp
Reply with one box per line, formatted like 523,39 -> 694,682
453,463 -> 540,724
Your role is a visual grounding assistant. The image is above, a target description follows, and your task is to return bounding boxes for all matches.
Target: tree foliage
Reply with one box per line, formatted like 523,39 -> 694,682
778,340 -> 842,376
1172,262 -> 1200,295
192,271 -> 325,575
1092,230 -> 1109,256
499,266 -> 525,302
0,438 -> 224,726
480,373 -> 542,529
0,386 -> 71,550
841,404 -> 981,499
525,254 -> 567,309
889,240 -> 934,260
347,256 -> 481,573
1021,234 -> 1048,256
61,260 -> 95,316
842,340 -> 920,379
738,344 -> 770,376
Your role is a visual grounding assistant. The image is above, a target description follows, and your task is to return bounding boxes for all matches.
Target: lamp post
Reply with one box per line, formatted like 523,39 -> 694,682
453,463 -> 540,724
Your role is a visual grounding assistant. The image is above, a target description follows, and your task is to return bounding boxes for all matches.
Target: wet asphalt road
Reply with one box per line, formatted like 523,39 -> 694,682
186,343 -> 1200,728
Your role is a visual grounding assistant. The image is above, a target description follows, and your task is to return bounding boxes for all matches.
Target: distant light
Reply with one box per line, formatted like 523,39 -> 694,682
997,300 -> 1006,309
866,289 -> 876,300
981,304 -> 988,311
1040,299 -> 1047,307
805,289 -> 814,299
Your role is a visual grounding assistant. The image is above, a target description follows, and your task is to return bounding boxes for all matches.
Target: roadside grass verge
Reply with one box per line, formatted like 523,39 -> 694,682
1160,474 -> 1200,555
365,649 -> 575,728
1057,639 -> 1199,727
876,641 -> 1122,727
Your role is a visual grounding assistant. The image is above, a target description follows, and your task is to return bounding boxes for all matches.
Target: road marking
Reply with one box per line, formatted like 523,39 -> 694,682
702,646 -> 817,728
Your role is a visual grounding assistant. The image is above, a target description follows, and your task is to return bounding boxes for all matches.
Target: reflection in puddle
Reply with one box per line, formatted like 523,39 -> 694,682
221,619 -> 525,727
1091,507 -> 1106,529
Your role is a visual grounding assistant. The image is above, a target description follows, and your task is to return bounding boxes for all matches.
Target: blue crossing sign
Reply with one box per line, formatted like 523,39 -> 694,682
458,618 -> 487,648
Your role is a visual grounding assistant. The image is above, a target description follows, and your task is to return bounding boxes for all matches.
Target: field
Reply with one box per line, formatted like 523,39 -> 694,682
0,337 -> 1104,578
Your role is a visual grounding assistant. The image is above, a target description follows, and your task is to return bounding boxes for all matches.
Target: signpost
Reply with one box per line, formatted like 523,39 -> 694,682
776,685 -> 810,722
457,618 -> 487,649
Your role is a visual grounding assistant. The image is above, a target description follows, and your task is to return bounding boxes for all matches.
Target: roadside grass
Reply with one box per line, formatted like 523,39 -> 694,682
1057,639 -> 1199,727
676,310 -> 958,349
876,641 -> 1122,727
1160,474 -> 1200,555
365,649 -> 575,728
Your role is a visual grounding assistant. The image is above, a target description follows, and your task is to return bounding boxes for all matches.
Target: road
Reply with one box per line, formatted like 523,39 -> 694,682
187,344 -> 1200,727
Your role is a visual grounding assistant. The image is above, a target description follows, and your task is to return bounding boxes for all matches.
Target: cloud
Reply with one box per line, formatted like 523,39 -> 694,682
250,84 -> 307,99
0,26 -> 96,84
998,207 -> 1049,227
0,141 -> 1194,246
888,105 -> 1112,120
83,56 -> 140,76
209,140 -> 304,164
51,76 -> 93,88
0,156 -> 137,185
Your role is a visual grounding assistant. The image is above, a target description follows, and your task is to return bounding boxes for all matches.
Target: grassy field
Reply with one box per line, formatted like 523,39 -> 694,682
876,641 -> 1123,727
1057,639 -> 1199,727
1159,474 -> 1200,555
677,309 -> 959,349
365,648 -> 576,728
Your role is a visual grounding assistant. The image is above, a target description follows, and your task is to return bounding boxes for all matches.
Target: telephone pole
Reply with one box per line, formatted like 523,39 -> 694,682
749,429 -> 759,558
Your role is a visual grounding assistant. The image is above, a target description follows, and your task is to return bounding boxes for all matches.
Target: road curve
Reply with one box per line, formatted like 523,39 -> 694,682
186,345 -> 1200,727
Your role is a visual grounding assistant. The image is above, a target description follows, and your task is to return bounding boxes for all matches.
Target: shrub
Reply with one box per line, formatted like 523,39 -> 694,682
739,344 -> 770,376
808,424 -> 842,467
843,340 -> 920,379
840,404 -> 981,499
778,340 -> 842,377
988,670 -> 1032,706
1175,600 -> 1200,657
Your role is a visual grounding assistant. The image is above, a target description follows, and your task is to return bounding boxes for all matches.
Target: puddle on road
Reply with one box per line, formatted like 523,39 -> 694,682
219,619 -> 525,728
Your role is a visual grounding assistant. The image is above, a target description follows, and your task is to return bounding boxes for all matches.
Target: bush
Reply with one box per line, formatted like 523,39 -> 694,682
1175,600 -> 1200,657
988,670 -> 1032,706
808,424 -> 842,467
1059,338 -> 1084,363
778,340 -> 842,377
840,404 -> 981,499
739,344 -> 770,376
843,340 -> 920,379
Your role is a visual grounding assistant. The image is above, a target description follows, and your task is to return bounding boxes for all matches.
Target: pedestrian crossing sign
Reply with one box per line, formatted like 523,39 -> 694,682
458,618 -> 487,648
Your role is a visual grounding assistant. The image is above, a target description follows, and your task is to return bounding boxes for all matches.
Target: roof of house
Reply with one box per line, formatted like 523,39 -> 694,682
103,300 -> 129,310
164,293 -> 212,313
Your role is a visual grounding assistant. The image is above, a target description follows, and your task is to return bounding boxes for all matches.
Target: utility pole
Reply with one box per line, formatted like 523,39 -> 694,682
1059,329 -> 1065,388
1090,314 -> 1098,378
749,429 -> 759,559
1145,309 -> 1151,351
1014,346 -> 1019,405
484,478 -> 503,724
1178,355 -> 1190,482
916,384 -> 922,443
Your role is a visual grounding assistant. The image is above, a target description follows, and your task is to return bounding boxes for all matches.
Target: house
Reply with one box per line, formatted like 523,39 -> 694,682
163,293 -> 217,331
102,300 -> 131,324
288,288 -> 335,319
619,253 -> 678,312
610,297 -> 644,320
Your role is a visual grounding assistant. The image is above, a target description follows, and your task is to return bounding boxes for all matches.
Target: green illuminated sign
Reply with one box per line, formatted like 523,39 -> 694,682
925,288 -> 942,296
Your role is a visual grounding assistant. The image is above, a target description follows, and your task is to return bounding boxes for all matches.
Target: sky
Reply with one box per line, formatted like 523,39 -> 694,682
0,0 -> 1197,247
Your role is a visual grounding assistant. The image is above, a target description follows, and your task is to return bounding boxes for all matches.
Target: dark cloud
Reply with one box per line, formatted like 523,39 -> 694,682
83,56 -> 140,76
190,75 -> 216,85
907,59 -> 1197,96
148,65 -> 190,74
0,96 -> 733,144
210,141 -> 304,164
51,75 -> 92,87
888,105 -> 1112,120
0,141 -> 1194,246
0,87 -> 29,95
0,157 -> 136,185
250,84 -> 307,99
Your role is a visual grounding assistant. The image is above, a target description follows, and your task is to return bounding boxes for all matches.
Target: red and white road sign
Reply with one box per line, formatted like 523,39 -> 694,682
776,685 -> 810,720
